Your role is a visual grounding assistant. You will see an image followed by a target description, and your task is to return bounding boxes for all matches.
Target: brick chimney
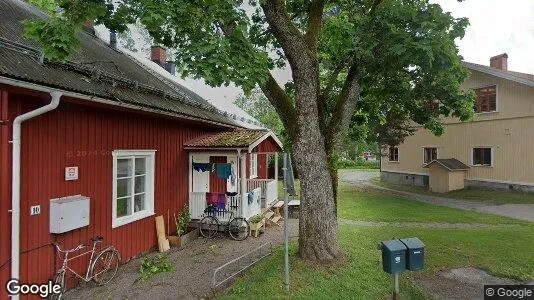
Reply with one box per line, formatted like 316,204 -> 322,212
490,53 -> 508,71
151,46 -> 167,66
82,20 -> 95,36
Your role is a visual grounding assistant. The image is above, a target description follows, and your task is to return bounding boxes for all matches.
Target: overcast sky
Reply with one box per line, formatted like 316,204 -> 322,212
104,1 -> 533,106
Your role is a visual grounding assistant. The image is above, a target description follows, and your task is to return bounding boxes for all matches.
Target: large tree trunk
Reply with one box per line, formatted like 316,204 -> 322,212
293,135 -> 339,261
292,74 -> 339,262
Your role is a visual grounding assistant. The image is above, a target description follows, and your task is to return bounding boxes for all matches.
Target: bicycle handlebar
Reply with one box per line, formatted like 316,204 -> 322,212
53,235 -> 104,254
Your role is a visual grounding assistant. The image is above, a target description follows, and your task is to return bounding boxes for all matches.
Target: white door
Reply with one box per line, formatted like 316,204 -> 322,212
192,154 -> 210,193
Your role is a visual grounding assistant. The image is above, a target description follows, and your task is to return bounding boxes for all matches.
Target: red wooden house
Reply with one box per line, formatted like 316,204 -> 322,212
0,0 -> 282,297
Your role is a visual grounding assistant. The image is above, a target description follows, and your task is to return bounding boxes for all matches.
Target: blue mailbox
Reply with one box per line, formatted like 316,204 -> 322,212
381,239 -> 407,274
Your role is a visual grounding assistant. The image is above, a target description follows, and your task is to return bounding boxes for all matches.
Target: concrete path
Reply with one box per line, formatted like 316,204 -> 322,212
341,170 -> 534,222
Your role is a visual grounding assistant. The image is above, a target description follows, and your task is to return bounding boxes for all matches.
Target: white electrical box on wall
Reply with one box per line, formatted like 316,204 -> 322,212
50,195 -> 90,234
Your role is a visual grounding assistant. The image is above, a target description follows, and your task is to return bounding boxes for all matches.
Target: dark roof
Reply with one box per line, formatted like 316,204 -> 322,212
423,158 -> 470,171
0,0 -> 240,128
184,129 -> 270,148
462,61 -> 534,88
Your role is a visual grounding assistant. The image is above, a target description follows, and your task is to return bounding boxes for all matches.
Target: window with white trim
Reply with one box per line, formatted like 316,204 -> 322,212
112,150 -> 155,228
388,147 -> 399,162
423,147 -> 438,164
250,153 -> 258,178
472,147 -> 492,166
474,86 -> 497,113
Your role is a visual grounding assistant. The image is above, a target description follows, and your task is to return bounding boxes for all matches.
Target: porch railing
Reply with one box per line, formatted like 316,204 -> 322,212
247,179 -> 278,208
189,193 -> 241,222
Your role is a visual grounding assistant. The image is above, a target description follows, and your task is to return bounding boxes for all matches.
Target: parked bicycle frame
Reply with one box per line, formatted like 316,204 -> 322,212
49,236 -> 120,300
199,204 -> 250,241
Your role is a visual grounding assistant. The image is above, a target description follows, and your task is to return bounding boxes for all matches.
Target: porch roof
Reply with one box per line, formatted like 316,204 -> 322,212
184,129 -> 283,152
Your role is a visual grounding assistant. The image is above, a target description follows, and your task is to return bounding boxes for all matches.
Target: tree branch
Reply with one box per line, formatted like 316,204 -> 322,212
304,0 -> 325,50
321,61 -> 346,98
368,0 -> 383,15
259,73 -> 298,140
318,61 -> 346,137
326,63 -> 361,147
261,0 -> 313,69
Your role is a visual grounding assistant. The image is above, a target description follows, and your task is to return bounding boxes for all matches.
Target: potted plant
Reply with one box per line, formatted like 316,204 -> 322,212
168,206 -> 198,248
249,214 -> 265,237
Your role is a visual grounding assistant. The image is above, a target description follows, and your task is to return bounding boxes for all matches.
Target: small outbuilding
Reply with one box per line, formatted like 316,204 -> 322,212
423,158 -> 470,193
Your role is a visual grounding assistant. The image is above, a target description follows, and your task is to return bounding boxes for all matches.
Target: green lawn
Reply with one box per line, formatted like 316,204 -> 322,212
372,178 -> 534,205
221,179 -> 534,299
337,184 -> 528,225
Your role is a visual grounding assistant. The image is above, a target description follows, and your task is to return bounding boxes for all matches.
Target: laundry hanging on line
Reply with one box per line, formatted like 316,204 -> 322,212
230,164 -> 236,185
248,190 -> 254,205
193,162 -> 212,172
215,163 -> 232,179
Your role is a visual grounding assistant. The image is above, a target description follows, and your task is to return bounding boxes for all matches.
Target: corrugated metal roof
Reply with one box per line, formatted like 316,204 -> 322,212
0,0 -> 241,127
184,129 -> 269,148
463,61 -> 534,88
423,158 -> 470,171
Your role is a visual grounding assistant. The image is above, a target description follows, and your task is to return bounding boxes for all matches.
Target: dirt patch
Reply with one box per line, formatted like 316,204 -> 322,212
65,219 -> 299,299
414,268 -> 520,300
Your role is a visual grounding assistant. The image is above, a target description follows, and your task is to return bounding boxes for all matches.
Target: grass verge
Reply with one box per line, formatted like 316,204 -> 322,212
371,178 -> 534,205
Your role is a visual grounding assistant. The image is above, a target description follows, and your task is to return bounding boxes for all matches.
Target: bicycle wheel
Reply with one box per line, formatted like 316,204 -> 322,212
49,270 -> 65,300
228,217 -> 250,241
199,216 -> 219,238
91,248 -> 120,285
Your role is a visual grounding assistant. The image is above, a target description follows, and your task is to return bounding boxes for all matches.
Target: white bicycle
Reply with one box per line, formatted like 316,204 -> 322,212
49,236 -> 120,299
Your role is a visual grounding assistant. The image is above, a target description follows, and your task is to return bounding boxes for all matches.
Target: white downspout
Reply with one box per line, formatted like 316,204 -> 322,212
11,91 -> 62,297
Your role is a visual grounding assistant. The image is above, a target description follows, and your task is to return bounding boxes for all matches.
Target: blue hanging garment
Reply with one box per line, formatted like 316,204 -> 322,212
215,163 -> 232,179
230,164 -> 236,185
217,194 -> 227,211
247,191 -> 254,205
193,162 -> 212,172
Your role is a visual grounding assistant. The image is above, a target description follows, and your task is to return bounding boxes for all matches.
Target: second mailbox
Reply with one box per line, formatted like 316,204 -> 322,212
381,239 -> 407,274
400,237 -> 425,271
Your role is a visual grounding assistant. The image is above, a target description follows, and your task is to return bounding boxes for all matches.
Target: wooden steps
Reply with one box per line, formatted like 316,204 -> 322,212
264,211 -> 274,220
264,209 -> 282,227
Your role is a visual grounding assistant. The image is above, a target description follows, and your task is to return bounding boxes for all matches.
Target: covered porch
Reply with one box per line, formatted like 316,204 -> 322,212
185,129 -> 283,223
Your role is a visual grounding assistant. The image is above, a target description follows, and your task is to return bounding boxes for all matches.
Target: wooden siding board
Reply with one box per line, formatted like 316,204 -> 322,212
0,89 -> 11,299
0,91 -> 223,294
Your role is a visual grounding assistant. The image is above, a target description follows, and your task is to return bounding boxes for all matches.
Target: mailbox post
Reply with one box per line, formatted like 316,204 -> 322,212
380,239 -> 407,299
380,237 -> 424,300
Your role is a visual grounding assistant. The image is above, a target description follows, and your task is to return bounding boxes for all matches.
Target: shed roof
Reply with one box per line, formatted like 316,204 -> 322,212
423,158 -> 470,171
184,129 -> 283,152
0,0 -> 241,128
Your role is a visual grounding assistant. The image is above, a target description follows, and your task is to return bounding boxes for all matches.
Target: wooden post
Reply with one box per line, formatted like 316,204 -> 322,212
392,273 -> 399,300
240,151 -> 247,218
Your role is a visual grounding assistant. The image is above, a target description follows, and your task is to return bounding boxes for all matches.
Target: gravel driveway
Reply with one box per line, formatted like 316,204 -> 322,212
65,219 -> 299,299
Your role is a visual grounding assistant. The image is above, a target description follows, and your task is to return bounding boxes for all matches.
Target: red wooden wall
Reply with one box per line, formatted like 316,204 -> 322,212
0,88 -> 225,297
0,88 -> 11,298
209,156 -> 228,193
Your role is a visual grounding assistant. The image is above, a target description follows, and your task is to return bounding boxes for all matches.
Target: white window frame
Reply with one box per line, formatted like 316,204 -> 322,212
470,146 -> 493,167
473,84 -> 499,114
388,146 -> 399,163
112,150 -> 156,228
250,153 -> 258,178
422,147 -> 439,164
